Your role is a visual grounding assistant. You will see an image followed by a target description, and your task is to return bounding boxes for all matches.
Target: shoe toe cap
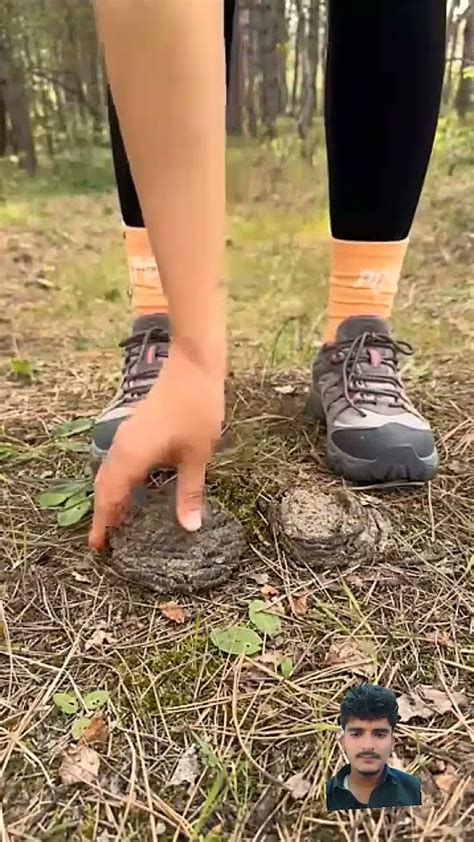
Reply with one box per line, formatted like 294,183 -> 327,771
331,423 -> 436,460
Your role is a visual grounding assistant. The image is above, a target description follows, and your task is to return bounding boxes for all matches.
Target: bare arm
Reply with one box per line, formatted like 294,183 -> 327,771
94,0 -> 227,376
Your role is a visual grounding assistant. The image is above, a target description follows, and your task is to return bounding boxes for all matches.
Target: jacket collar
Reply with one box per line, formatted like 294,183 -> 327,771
334,762 -> 396,790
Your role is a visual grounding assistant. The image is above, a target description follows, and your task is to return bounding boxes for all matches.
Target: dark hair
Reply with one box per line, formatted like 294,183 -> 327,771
339,684 -> 399,729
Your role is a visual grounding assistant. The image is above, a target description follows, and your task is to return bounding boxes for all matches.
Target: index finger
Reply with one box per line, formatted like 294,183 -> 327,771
88,462 -> 131,550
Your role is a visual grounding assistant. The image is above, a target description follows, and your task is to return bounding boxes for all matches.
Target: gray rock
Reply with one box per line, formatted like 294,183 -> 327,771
273,486 -> 392,568
108,481 -> 246,594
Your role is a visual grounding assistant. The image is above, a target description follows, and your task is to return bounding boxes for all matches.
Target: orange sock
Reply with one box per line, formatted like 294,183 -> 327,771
123,225 -> 168,316
323,237 -> 409,343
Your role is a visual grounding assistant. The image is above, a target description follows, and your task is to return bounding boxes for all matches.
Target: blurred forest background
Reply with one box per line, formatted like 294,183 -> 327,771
1,0 -> 473,177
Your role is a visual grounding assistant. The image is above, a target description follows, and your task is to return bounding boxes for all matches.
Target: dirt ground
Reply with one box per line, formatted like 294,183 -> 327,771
1,126 -> 473,841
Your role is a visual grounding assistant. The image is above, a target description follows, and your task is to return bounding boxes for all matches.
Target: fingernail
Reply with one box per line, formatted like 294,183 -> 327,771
182,510 -> 202,532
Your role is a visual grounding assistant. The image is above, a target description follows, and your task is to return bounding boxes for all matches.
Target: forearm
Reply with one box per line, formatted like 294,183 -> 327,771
94,0 -> 226,376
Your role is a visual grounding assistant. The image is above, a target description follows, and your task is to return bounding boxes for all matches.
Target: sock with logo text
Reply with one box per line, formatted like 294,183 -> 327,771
124,225 -> 168,316
323,238 -> 408,343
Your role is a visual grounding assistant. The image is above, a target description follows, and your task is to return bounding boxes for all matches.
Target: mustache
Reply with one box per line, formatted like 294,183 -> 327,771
356,753 -> 380,759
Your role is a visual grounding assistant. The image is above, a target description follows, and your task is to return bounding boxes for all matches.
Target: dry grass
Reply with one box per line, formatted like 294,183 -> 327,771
1,133 -> 473,841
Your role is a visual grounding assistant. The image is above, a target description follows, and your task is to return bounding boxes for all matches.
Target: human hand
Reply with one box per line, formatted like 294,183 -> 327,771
88,342 -> 225,550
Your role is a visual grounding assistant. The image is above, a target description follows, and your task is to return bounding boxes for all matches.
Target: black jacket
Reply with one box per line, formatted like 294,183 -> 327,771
326,763 -> 422,811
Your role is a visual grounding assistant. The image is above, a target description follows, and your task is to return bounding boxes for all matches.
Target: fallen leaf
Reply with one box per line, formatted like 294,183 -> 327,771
255,650 -> 284,668
291,593 -> 309,616
249,599 -> 282,637
59,745 -> 100,786
261,583 -> 279,599
425,631 -> 453,648
434,773 -> 458,794
71,570 -> 90,584
249,572 -> 269,586
156,823 -> 167,836
280,656 -> 294,678
273,384 -> 295,395
211,626 -> 262,656
397,692 -> 433,722
169,746 -> 199,786
85,629 -> 117,651
159,601 -> 185,625
71,717 -> 92,740
53,692 -> 78,715
418,685 -> 467,714
81,715 -> 108,745
285,771 -> 311,799
325,638 -> 376,678
83,690 -> 109,711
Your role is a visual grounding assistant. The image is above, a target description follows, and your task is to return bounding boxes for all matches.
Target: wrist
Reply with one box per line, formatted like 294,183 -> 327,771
170,335 -> 226,380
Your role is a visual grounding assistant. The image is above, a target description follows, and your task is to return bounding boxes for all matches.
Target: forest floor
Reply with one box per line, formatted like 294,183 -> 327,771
1,122 -> 473,841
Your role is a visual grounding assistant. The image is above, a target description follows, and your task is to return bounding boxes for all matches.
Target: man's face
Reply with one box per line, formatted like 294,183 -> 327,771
341,717 -> 394,776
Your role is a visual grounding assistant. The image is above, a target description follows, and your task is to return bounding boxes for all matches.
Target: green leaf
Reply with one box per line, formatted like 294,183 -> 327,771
280,656 -> 294,678
53,692 -> 78,715
83,690 -> 109,711
71,717 -> 92,740
37,486 -> 82,509
57,498 -> 92,527
248,599 -> 282,637
10,358 -> 33,381
193,734 -> 220,770
211,626 -> 262,656
54,417 -> 95,438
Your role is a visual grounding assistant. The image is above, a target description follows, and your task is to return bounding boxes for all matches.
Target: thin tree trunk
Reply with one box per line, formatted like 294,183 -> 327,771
456,3 -> 474,118
445,1 -> 462,103
245,0 -> 258,137
0,38 -> 37,174
291,0 -> 304,114
0,87 -> 7,155
227,1 -> 245,135
257,0 -> 280,137
297,0 -> 319,139
275,0 -> 288,114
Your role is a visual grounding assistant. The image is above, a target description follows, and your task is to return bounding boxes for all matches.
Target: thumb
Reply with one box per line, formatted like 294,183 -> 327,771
176,458 -> 206,532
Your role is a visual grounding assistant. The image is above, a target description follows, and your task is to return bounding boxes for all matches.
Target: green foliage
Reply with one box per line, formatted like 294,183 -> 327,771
83,690 -> 109,711
210,626 -> 262,656
71,717 -> 92,740
37,478 -> 93,526
9,358 -> 34,382
53,693 -> 78,715
248,599 -> 282,637
54,417 -> 95,437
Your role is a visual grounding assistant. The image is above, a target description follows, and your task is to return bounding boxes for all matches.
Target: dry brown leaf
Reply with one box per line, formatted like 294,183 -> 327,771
59,745 -> 99,786
434,773 -> 458,794
325,638 -> 376,678
425,631 -> 453,648
169,746 -> 199,786
159,601 -> 185,625
285,771 -> 311,800
84,629 -> 117,651
261,583 -> 279,599
291,593 -> 309,616
397,692 -> 433,722
81,715 -> 108,746
418,684 -> 467,714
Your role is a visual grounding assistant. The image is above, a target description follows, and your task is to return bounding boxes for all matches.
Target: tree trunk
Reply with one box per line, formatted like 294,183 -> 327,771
227,0 -> 245,135
445,1 -> 462,103
244,0 -> 258,137
291,0 -> 304,114
456,4 -> 474,118
257,0 -> 280,137
297,0 -> 319,139
0,38 -> 37,174
0,87 -> 7,155
275,0 -> 288,114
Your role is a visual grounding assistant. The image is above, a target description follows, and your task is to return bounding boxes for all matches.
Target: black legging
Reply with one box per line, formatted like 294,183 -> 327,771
108,0 -> 446,242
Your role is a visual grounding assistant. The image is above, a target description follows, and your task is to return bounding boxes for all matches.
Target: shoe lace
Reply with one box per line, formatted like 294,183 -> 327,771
118,325 -> 169,404
331,332 -> 414,417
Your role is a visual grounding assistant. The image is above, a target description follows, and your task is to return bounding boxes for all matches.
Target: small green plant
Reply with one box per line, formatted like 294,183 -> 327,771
9,358 -> 35,383
37,478 -> 93,526
248,599 -> 282,637
53,689 -> 109,740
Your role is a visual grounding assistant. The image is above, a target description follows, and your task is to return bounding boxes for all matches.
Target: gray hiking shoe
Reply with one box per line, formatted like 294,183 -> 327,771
307,315 -> 439,483
91,313 -> 170,466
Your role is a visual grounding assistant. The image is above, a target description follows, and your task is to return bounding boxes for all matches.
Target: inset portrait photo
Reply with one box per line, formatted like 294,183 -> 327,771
326,684 -> 422,812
